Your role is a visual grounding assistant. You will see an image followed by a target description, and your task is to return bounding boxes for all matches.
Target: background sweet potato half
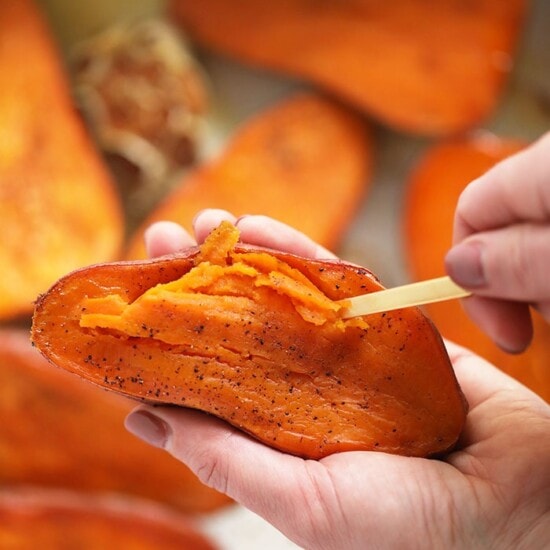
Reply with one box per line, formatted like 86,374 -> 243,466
0,488 -> 217,549
169,0 -> 527,136
404,135 -> 550,402
0,329 -> 230,514
125,93 -> 372,259
33,223 -> 467,460
0,0 -> 124,321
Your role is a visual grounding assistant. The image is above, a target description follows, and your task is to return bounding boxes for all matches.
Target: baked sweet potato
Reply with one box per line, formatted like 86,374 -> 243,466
0,0 -> 124,321
0,488 -> 217,549
169,0 -> 527,136
0,329 -> 230,514
404,135 -> 550,402
125,93 -> 372,259
33,222 -> 467,459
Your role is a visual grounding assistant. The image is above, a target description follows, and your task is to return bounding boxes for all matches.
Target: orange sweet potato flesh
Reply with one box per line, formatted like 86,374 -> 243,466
0,329 -> 230,514
0,0 -> 124,320
169,0 -> 527,136
404,135 -> 550,402
33,222 -> 467,459
125,93 -> 372,259
0,489 -> 217,549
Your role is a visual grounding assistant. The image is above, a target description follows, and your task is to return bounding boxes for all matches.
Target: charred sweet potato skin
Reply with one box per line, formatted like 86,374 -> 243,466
32,238 -> 467,459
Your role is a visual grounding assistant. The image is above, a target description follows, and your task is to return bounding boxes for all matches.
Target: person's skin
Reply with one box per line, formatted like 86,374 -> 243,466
125,209 -> 550,550
445,131 -> 550,354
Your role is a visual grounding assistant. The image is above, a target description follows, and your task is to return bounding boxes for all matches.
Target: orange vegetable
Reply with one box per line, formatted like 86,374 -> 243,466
169,0 -> 527,136
0,329 -> 230,514
0,0 -> 124,321
0,488 -> 217,549
404,134 -> 550,402
125,93 -> 372,259
33,222 -> 467,459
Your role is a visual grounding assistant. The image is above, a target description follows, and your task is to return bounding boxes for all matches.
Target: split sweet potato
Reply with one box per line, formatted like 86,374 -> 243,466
404,135 -> 550,402
169,0 -> 527,136
0,0 -> 124,321
0,488 -> 217,549
125,93 -> 372,259
33,222 -> 467,459
0,329 -> 230,514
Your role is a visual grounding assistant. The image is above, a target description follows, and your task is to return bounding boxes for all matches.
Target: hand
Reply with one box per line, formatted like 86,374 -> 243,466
126,210 -> 550,550
445,131 -> 550,353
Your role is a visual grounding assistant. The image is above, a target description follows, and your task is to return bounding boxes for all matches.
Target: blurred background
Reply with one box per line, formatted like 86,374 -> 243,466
1,0 -> 549,547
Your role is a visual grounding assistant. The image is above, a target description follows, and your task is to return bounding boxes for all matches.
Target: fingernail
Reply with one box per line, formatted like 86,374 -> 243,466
445,241 -> 487,288
125,410 -> 170,449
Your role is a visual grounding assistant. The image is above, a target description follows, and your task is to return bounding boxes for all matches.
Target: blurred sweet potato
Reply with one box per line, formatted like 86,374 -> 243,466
71,18 -> 210,229
404,134 -> 550,401
0,488 -> 217,549
125,93 -> 372,259
33,222 -> 467,459
0,0 -> 124,321
0,329 -> 230,514
169,0 -> 527,136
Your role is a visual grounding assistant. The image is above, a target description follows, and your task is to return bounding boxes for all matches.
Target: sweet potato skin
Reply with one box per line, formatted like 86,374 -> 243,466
125,93 -> 372,258
32,240 -> 467,460
169,0 -> 527,136
0,329 -> 230,514
0,0 -> 124,320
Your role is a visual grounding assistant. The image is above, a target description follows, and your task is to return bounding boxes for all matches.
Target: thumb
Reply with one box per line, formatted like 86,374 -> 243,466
445,223 -> 550,303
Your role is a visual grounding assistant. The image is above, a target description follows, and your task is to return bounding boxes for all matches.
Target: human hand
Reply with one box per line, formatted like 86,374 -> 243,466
445,131 -> 550,353
126,210 -> 550,550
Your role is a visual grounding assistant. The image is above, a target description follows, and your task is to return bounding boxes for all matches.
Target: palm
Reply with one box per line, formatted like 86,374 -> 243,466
138,212 -> 550,549
281,342 -> 550,549
153,341 -> 549,550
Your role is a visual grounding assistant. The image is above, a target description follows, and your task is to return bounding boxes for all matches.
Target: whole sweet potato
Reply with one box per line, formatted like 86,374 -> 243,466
169,0 -> 527,136
0,488 -> 217,549
0,0 -> 124,320
125,93 -> 372,259
33,222 -> 467,459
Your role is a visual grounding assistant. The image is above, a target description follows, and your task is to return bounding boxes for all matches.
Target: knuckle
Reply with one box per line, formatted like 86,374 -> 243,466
187,439 -> 231,494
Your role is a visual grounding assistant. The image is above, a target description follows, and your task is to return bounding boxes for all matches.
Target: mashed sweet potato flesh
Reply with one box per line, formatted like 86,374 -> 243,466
81,222 -> 354,336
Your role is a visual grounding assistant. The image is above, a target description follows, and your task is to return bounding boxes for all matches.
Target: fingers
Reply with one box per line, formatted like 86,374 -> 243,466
234,215 -> 337,259
147,209 -> 338,260
459,296 -> 533,353
144,221 -> 196,258
445,222 -> 549,351
443,339 -> 528,408
192,209 -> 238,243
453,131 -> 550,242
446,223 -> 550,304
125,406 -> 314,539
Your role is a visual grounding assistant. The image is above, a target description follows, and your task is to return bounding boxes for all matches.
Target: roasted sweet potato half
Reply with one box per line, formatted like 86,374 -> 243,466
169,0 -> 527,136
33,223 -> 467,459
0,489 -> 217,549
0,329 -> 230,514
125,93 -> 372,258
0,0 -> 124,321
404,135 -> 550,402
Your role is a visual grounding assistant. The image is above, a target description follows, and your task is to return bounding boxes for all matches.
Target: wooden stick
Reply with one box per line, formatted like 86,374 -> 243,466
341,275 -> 471,318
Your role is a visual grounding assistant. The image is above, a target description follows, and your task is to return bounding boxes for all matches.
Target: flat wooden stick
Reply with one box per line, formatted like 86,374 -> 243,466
341,275 -> 471,318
